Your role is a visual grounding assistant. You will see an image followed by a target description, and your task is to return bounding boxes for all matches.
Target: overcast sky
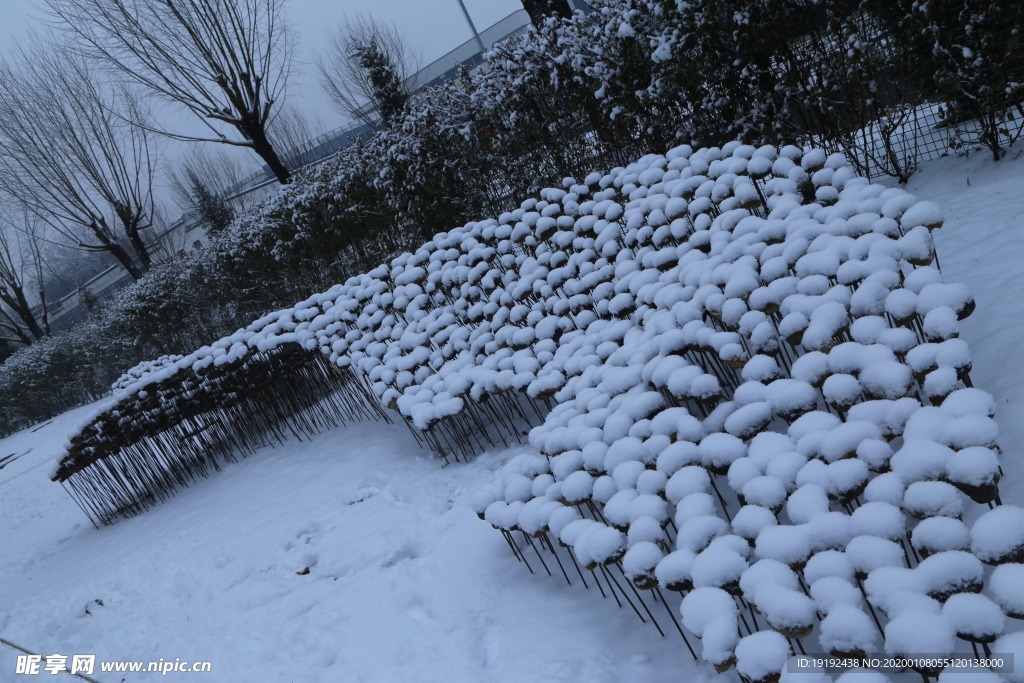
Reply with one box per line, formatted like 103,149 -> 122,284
0,0 -> 525,169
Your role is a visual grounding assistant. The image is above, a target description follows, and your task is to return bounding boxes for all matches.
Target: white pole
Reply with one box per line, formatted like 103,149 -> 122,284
455,0 -> 487,54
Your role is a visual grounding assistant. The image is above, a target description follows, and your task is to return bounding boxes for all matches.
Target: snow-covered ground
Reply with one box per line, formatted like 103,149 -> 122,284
0,406 -> 708,682
2,144 -> 1024,683
905,146 -> 1024,505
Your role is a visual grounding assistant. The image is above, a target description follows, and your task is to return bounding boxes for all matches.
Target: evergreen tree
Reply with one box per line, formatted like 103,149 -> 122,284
187,170 -> 235,235
353,39 -> 408,125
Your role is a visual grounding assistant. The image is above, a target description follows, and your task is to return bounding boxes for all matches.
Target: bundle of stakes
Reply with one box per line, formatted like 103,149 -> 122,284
54,342 -> 388,526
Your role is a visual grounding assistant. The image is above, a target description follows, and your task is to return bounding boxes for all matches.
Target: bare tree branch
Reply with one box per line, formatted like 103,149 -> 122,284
44,0 -> 297,183
266,105 -> 327,169
315,14 -> 421,128
0,37 -> 156,281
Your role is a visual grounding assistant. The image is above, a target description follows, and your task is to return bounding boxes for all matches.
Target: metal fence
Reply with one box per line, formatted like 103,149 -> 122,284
818,100 -> 1024,182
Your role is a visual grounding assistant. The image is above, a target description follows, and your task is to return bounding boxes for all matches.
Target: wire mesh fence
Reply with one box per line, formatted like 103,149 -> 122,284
819,99 -> 1024,182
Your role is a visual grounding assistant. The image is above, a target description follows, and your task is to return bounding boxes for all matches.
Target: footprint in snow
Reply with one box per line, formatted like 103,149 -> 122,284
406,605 -> 433,625
283,535 -> 320,574
345,486 -> 380,505
382,541 -> 420,567
295,521 -> 321,538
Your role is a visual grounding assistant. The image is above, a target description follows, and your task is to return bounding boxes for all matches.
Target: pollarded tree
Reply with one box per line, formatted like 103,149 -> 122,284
266,105 -> 327,169
0,229 -> 43,345
0,210 -> 53,344
0,41 -> 157,280
46,0 -> 297,183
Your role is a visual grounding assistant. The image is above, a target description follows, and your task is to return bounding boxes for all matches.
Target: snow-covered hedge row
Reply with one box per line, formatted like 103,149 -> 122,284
443,145 -> 1013,679
56,141 -> 1013,679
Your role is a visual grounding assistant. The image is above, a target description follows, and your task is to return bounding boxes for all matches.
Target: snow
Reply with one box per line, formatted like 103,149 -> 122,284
819,604 -> 879,655
903,480 -> 965,519
823,373 -> 863,410
665,465 -> 711,503
732,505 -> 778,541
740,559 -> 801,602
621,541 -> 664,583
677,514 -> 730,553
820,421 -> 882,463
989,564 -> 1024,616
804,550 -> 856,585
0,408 -> 708,683
971,505 -> 1024,564
911,517 -> 971,557
680,587 -> 739,668
846,536 -> 905,577
916,550 -> 985,601
942,592 -> 1004,641
787,484 -> 831,524
691,547 -> 748,589
945,446 -> 1000,488
755,585 -> 817,636
884,611 -> 956,657
850,502 -> 905,541
810,576 -> 863,614
574,523 -> 626,566
806,511 -> 854,552
698,432 -> 747,473
900,200 -> 943,230
561,470 -> 595,503
628,515 -> 667,548
735,630 -> 790,681
755,524 -> 812,568
654,548 -> 697,591
863,472 -> 907,507
17,143 -> 1024,682
992,632 -> 1024,683
742,475 -> 788,511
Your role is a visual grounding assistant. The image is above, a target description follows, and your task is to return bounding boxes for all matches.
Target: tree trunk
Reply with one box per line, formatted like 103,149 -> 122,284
30,248 -> 51,336
107,241 -> 145,281
242,121 -> 292,184
0,313 -> 34,345
0,284 -> 45,341
86,218 -> 145,280
114,203 -> 153,271
12,286 -> 44,339
127,229 -> 153,270
522,0 -> 573,28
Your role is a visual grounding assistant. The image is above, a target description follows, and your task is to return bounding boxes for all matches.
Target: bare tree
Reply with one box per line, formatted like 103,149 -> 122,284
0,40 -> 157,280
45,0 -> 297,184
0,210 -> 49,344
315,15 -> 420,128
